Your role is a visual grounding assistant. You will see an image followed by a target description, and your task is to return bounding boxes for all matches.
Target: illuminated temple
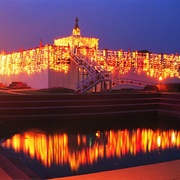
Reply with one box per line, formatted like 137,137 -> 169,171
0,17 -> 179,92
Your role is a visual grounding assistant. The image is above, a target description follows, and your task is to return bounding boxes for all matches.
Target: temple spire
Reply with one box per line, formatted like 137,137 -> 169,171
72,17 -> 81,36
74,17 -> 79,29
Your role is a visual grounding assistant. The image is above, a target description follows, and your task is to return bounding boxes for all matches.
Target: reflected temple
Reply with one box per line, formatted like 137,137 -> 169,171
1,128 -> 180,172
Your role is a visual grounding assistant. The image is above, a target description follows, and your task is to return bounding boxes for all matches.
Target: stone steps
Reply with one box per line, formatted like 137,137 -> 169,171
0,98 -> 160,107
0,93 -> 161,101
0,103 -> 158,115
0,93 -> 179,123
158,93 -> 180,118
159,103 -> 180,112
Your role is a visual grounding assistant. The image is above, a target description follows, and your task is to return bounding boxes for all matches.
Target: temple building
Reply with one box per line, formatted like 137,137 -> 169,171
0,18 -> 179,92
54,17 -> 99,51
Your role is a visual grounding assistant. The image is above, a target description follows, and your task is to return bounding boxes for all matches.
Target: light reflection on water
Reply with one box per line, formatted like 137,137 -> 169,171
1,128 -> 180,178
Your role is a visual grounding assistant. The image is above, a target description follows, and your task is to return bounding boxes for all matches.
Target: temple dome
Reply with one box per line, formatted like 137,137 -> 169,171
54,17 -> 99,50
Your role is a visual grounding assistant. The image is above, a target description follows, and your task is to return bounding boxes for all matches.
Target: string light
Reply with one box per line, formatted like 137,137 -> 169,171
0,18 -> 179,81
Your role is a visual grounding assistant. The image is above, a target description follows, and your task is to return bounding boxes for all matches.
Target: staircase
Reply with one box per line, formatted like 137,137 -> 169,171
70,53 -> 111,93
158,93 -> 180,118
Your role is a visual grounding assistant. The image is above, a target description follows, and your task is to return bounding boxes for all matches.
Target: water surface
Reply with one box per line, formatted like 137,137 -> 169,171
1,125 -> 180,179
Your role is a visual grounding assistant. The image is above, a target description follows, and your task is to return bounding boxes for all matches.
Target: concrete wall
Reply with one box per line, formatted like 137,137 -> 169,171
0,69 -> 48,89
0,60 -> 79,90
112,68 -> 180,90
112,67 -> 180,84
48,61 -> 78,90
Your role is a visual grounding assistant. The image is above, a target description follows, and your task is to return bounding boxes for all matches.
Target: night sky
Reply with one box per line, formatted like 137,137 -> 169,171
0,0 -> 179,54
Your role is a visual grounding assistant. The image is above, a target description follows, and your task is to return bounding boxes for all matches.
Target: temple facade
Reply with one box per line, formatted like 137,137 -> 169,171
0,18 -> 179,92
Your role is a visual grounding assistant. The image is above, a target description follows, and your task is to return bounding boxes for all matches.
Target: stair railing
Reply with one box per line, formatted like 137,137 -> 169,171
112,77 -> 157,87
70,52 -> 112,93
76,72 -> 103,93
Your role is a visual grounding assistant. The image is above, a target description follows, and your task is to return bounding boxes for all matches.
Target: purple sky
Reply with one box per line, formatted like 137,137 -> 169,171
0,0 -> 179,54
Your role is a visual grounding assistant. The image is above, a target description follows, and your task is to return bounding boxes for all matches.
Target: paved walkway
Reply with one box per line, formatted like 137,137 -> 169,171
0,167 -> 11,180
55,160 -> 180,180
0,153 -> 31,180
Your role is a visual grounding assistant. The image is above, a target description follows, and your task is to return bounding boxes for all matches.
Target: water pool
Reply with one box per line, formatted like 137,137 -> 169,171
1,120 -> 180,179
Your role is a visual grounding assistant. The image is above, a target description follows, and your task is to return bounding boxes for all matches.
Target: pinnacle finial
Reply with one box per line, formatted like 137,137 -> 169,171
76,17 -> 78,23
72,17 -> 81,36
74,17 -> 79,29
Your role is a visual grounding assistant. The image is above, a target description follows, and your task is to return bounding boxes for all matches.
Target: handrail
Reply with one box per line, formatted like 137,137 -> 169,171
112,77 -> 157,87
70,52 -> 112,93
76,72 -> 103,93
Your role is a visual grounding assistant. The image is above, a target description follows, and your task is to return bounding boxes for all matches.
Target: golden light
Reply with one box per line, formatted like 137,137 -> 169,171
1,128 -> 180,172
95,131 -> 100,137
0,18 -> 179,82
157,136 -> 161,147
171,132 -> 176,144
159,76 -> 163,81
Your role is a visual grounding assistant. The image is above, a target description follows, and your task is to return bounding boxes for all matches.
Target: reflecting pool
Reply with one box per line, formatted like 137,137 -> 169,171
1,127 -> 180,179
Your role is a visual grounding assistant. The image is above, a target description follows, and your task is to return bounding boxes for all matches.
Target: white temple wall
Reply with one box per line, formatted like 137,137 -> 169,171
112,68 -> 180,90
26,70 -> 49,89
0,69 -> 48,89
119,68 -> 159,84
118,68 -> 180,84
48,61 -> 78,90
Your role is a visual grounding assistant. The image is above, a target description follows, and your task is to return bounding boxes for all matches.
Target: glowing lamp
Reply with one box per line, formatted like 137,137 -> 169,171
158,76 -> 163,81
